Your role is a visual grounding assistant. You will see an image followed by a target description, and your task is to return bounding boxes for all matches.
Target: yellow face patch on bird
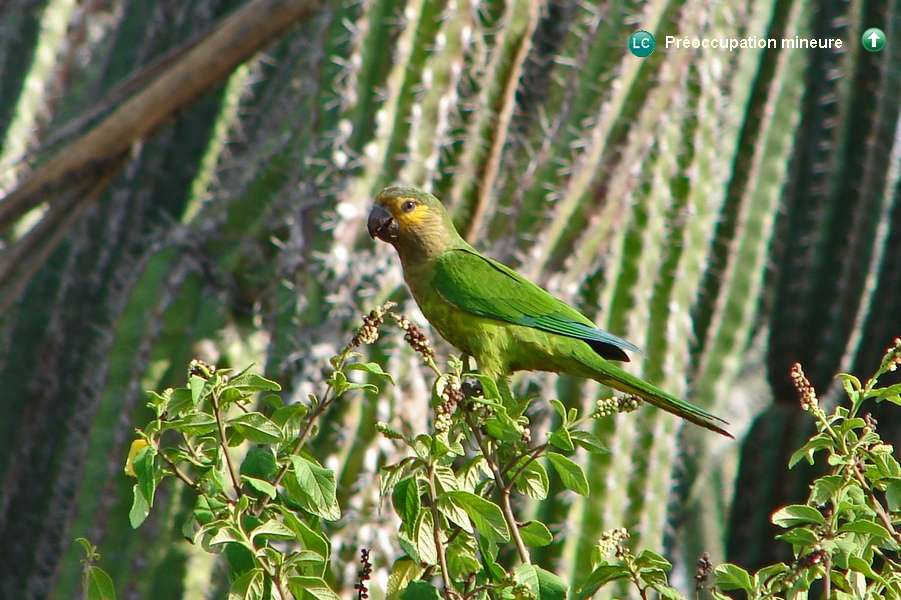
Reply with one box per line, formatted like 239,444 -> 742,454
368,188 -> 431,243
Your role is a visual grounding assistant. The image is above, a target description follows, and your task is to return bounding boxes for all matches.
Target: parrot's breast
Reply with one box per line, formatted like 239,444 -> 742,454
399,261 -> 506,377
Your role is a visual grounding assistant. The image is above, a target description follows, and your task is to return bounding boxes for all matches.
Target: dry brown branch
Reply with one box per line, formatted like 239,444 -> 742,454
0,0 -> 321,308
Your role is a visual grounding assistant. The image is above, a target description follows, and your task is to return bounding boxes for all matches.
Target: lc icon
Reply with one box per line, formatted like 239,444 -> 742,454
629,31 -> 656,57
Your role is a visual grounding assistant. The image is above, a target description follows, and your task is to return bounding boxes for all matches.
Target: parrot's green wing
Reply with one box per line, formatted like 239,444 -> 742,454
433,248 -> 642,361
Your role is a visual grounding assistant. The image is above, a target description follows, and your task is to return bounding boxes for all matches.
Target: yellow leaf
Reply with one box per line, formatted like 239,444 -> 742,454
124,439 -> 149,477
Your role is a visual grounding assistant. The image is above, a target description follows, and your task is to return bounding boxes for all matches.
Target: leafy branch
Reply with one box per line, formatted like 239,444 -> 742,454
100,313 -> 901,599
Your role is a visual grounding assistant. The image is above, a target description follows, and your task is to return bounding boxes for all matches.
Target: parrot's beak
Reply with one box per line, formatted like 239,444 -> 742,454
368,204 -> 398,242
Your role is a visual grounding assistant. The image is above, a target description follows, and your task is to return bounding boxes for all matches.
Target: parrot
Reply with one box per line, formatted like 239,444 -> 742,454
367,186 -> 731,437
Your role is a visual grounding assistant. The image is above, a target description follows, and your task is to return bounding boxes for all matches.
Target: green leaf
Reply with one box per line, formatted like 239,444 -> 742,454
286,576 -> 340,600
570,429 -> 610,455
166,412 -> 218,435
811,475 -> 843,504
789,433 -> 834,467
249,519 -> 295,543
514,564 -> 568,600
776,527 -> 819,547
387,557 -> 424,599
240,447 -> 278,480
456,456 -> 490,492
446,491 -> 510,542
754,563 -> 790,587
380,459 -> 413,504
868,447 -> 901,482
285,456 -> 340,520
484,410 -> 524,442
446,539 -> 480,580
231,372 -> 282,392
346,361 -> 395,384
209,525 -> 245,547
190,374 -> 212,407
513,459 -> 549,499
129,485 -> 150,529
549,427 -> 574,451
401,580 -> 441,600
875,382 -> 901,401
848,556 -> 886,584
276,506 -> 330,563
392,477 -> 422,536
412,435 -> 432,461
228,412 -> 282,444
822,536 -> 855,570
635,550 -> 672,571
575,565 -> 631,599
715,563 -> 754,593
414,510 -> 439,565
549,399 -> 567,421
75,537 -> 97,558
165,387 -> 195,416
432,465 -> 458,494
477,534 -> 505,581
224,542 -> 256,576
271,403 -> 308,440
133,445 -> 156,507
837,373 -> 861,396
437,495 -> 473,533
886,479 -> 901,512
193,494 -> 225,525
519,521 -> 553,546
546,453 -> 589,496
241,475 -> 277,499
771,505 -> 825,528
227,569 -> 264,600
651,583 -> 687,600
839,519 -> 894,540
84,566 -> 117,600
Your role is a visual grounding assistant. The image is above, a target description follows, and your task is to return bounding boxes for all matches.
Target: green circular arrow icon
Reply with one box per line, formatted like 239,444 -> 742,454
862,28 -> 886,52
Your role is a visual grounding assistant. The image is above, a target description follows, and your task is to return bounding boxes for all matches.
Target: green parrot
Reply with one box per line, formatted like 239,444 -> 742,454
367,186 -> 731,437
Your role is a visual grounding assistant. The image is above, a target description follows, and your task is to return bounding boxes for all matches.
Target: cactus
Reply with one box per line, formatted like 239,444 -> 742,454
727,0 -> 901,572
1,0 -> 899,597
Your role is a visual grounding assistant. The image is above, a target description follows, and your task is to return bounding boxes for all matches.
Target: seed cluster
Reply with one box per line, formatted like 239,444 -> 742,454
353,548 -> 372,600
880,337 -> 901,373
350,303 -> 394,347
375,421 -> 404,440
695,551 -> 713,591
390,313 -> 435,362
436,376 -> 464,433
791,363 -> 818,411
187,358 -> 216,379
593,395 -> 641,418
595,527 -> 630,561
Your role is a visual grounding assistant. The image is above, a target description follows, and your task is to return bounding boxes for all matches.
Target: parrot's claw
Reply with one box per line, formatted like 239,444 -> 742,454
461,377 -> 484,399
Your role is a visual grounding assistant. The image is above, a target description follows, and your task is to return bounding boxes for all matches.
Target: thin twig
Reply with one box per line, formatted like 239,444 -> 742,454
428,466 -> 460,599
853,469 -> 901,544
252,348 -> 350,517
158,450 -> 205,497
502,442 -> 548,489
466,412 -> 530,563
211,390 -> 243,499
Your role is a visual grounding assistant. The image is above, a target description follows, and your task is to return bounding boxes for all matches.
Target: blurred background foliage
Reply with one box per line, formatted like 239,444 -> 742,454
0,0 -> 899,598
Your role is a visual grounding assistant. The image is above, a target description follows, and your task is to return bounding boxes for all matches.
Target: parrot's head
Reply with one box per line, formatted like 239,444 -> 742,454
368,186 -> 463,259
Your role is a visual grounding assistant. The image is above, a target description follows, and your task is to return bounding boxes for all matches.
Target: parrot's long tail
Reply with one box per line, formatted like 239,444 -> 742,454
590,360 -> 733,438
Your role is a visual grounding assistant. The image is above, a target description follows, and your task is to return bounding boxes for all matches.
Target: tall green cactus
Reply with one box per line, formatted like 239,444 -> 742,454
728,0 -> 901,572
1,0 -> 899,597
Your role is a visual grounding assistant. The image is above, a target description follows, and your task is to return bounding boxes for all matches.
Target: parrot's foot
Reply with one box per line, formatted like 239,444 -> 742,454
461,377 -> 484,399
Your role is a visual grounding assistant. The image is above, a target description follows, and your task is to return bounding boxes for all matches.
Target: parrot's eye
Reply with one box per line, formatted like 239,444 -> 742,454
401,200 -> 416,213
